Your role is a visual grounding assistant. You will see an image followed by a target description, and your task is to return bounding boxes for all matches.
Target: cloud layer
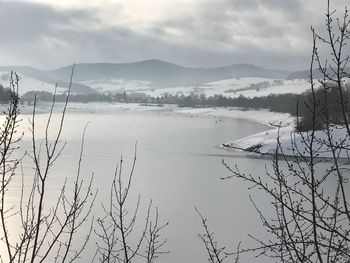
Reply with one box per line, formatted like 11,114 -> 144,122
0,0 -> 348,70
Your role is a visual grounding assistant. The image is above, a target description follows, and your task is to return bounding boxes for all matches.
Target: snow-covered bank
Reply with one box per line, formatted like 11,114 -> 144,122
222,126 -> 350,159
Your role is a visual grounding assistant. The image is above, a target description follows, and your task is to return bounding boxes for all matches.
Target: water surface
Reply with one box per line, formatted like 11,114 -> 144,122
4,109 -> 275,263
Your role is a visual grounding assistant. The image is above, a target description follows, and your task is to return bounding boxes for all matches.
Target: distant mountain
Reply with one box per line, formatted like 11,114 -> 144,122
47,60 -> 289,87
0,60 -> 290,94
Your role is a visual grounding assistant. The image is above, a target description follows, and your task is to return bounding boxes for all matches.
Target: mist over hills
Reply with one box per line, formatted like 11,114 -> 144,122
1,60 -> 292,94
0,66 -> 95,94
287,70 -> 323,80
286,68 -> 350,80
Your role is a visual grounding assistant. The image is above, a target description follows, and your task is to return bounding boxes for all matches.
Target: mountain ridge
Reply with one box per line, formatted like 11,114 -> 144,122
0,59 -> 290,94
47,59 -> 290,86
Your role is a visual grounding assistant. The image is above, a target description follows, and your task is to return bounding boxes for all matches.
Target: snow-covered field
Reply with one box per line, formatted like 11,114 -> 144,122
227,79 -> 311,98
143,78 -> 310,98
81,78 -> 151,92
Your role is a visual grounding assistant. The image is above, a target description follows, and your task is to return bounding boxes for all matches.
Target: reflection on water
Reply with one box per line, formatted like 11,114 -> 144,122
3,110 -> 278,263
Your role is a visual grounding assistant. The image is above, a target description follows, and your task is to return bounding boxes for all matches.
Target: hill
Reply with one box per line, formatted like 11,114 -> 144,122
0,60 -> 290,95
47,60 -> 289,88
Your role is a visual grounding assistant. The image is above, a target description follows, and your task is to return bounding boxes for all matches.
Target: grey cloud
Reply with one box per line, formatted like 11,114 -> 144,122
0,1 -> 100,42
262,0 -> 303,12
0,0 -> 346,71
150,0 -> 295,48
246,17 -> 288,38
224,0 -> 304,17
223,0 -> 260,12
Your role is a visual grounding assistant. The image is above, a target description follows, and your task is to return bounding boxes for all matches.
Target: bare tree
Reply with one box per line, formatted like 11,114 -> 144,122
0,72 -> 22,262
200,1 -> 350,262
195,207 -> 240,263
94,150 -> 169,263
0,68 -> 96,263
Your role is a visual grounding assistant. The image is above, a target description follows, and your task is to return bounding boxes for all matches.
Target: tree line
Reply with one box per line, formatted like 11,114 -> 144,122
21,89 -> 300,111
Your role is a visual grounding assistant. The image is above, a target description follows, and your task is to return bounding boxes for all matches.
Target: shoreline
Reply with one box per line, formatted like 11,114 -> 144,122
3,101 -> 347,161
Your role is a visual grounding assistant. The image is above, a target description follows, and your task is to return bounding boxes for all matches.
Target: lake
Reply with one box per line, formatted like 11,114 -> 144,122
2,106 -> 277,263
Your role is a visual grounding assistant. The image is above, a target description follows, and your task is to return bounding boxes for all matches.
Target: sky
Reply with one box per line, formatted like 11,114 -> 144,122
0,0 -> 349,70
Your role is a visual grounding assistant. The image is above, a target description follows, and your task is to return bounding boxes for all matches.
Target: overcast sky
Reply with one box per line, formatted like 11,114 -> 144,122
0,0 -> 348,70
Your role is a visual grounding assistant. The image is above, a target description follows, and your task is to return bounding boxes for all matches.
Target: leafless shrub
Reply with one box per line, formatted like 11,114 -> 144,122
195,207 -> 240,263
0,67 -> 97,263
94,149 -> 169,263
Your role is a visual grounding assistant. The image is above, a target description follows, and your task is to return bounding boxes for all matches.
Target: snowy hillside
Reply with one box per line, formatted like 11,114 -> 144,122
0,71 -> 58,95
142,78 -> 311,98
81,78 -> 151,93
